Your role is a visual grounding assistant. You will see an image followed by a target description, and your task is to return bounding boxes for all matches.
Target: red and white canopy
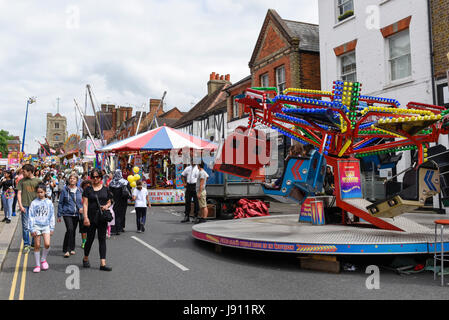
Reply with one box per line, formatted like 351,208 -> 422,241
97,126 -> 217,153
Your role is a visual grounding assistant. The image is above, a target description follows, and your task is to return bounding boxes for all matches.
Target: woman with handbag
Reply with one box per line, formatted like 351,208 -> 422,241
57,173 -> 83,258
82,169 -> 113,271
108,169 -> 131,236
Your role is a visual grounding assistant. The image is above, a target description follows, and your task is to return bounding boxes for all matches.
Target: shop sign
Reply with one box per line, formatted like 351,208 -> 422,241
148,189 -> 185,204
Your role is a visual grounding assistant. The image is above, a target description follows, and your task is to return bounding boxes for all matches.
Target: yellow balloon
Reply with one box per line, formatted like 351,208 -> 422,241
127,175 -> 135,183
130,181 -> 137,188
134,174 -> 141,181
133,166 -> 139,174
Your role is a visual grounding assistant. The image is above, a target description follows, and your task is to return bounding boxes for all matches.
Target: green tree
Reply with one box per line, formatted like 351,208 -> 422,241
0,130 -> 15,158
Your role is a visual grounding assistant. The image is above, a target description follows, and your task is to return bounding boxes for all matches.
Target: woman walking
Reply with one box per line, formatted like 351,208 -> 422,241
82,169 -> 113,271
1,170 -> 15,224
57,173 -> 83,258
108,169 -> 131,235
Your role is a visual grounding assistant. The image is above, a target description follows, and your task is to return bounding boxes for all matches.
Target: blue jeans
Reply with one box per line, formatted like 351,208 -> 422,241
21,207 -> 33,246
2,193 -> 13,219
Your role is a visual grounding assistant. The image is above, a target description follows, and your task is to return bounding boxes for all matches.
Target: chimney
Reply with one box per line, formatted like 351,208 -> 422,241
149,99 -> 162,114
207,72 -> 232,95
112,107 -> 117,132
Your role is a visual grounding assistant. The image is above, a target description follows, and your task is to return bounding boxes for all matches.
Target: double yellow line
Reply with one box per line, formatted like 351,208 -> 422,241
9,240 -> 29,300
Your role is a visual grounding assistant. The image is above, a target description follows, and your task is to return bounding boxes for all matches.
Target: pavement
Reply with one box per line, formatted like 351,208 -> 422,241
0,208 -> 20,272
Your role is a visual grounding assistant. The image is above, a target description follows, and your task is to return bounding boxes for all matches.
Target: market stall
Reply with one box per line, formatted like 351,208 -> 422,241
97,126 -> 217,205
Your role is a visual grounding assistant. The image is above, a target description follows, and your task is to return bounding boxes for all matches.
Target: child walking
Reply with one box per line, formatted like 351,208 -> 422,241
29,183 -> 55,273
132,180 -> 150,233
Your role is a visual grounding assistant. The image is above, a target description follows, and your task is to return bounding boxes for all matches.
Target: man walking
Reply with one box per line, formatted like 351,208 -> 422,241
181,161 -> 199,223
17,164 -> 41,253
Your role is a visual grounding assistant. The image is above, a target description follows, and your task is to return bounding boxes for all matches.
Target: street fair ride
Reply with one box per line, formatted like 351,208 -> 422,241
193,81 -> 449,255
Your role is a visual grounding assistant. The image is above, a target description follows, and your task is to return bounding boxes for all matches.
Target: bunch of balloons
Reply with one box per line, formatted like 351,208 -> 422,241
127,166 -> 141,188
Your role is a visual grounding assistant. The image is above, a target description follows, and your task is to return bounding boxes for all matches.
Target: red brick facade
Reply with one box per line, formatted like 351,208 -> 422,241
257,24 -> 289,61
380,16 -> 412,38
227,9 -> 321,123
249,11 -> 320,92
333,39 -> 358,57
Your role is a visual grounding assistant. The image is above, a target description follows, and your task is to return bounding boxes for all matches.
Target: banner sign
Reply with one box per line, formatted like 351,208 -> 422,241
175,164 -> 184,189
299,198 -> 315,222
148,189 -> 185,204
338,161 -> 363,199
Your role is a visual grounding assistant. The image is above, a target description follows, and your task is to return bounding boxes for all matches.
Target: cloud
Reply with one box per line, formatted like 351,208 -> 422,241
0,0 -> 318,154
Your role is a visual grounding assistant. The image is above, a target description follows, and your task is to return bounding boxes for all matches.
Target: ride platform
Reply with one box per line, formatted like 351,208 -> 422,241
192,213 -> 449,255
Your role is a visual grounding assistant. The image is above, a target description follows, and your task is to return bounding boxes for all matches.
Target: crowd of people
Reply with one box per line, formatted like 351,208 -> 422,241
0,164 -> 152,274
0,157 -> 213,275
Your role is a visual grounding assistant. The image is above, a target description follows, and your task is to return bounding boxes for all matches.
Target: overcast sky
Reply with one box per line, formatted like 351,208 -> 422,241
0,0 -> 318,154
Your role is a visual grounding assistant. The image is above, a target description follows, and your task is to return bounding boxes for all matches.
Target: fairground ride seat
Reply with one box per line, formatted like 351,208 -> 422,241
262,150 -> 327,205
213,126 -> 270,181
367,160 -> 440,218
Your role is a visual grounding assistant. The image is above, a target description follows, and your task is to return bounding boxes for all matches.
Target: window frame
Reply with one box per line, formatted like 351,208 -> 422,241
387,29 -> 412,82
260,73 -> 269,88
54,122 -> 59,129
336,0 -> 354,22
275,66 -> 286,94
232,96 -> 240,119
340,51 -> 357,83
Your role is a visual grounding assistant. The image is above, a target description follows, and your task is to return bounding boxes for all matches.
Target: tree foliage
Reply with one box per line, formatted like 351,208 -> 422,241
0,130 -> 16,158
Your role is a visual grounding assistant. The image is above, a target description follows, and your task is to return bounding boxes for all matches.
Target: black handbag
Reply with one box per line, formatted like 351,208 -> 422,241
121,184 -> 131,199
95,194 -> 113,223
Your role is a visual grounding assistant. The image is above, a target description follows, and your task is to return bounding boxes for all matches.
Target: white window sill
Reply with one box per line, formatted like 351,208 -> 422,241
333,15 -> 356,29
383,77 -> 414,90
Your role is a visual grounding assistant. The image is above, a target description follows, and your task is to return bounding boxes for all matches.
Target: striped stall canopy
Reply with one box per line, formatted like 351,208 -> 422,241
97,126 -> 217,153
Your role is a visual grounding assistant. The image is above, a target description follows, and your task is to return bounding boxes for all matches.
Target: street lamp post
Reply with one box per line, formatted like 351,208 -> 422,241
21,97 -> 36,153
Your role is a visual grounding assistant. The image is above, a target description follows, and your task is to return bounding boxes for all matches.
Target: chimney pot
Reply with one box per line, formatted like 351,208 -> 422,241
215,74 -> 220,80
220,75 -> 224,80
225,74 -> 230,81
211,72 -> 216,80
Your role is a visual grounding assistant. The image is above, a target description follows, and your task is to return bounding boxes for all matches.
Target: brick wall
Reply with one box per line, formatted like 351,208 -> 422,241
300,52 -> 321,90
257,23 -> 288,62
431,0 -> 449,79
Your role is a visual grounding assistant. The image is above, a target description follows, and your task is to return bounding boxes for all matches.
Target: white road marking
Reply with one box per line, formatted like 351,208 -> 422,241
131,236 -> 189,271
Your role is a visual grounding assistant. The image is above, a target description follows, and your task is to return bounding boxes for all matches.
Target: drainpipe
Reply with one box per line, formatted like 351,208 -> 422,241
427,0 -> 436,105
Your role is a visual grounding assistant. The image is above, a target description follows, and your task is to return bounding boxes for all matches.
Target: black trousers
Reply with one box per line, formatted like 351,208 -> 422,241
185,184 -> 199,217
84,220 -> 107,260
62,216 -> 79,252
113,198 -> 127,232
135,207 -> 147,230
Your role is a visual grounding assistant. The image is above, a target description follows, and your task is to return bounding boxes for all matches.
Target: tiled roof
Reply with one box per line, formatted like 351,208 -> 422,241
174,84 -> 229,127
225,75 -> 252,92
283,20 -> 319,52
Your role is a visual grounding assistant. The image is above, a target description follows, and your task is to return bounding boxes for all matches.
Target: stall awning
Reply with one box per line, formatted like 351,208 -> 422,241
97,126 -> 217,153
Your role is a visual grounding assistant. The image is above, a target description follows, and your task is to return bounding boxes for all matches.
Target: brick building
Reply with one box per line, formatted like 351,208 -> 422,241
249,9 -> 320,92
227,9 -> 320,128
7,136 -> 21,154
430,0 -> 449,107
112,99 -> 184,142
83,105 -> 133,142
174,73 -> 231,142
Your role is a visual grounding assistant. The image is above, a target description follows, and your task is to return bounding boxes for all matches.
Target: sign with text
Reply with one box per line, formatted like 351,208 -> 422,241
148,189 -> 185,205
338,161 -> 363,199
